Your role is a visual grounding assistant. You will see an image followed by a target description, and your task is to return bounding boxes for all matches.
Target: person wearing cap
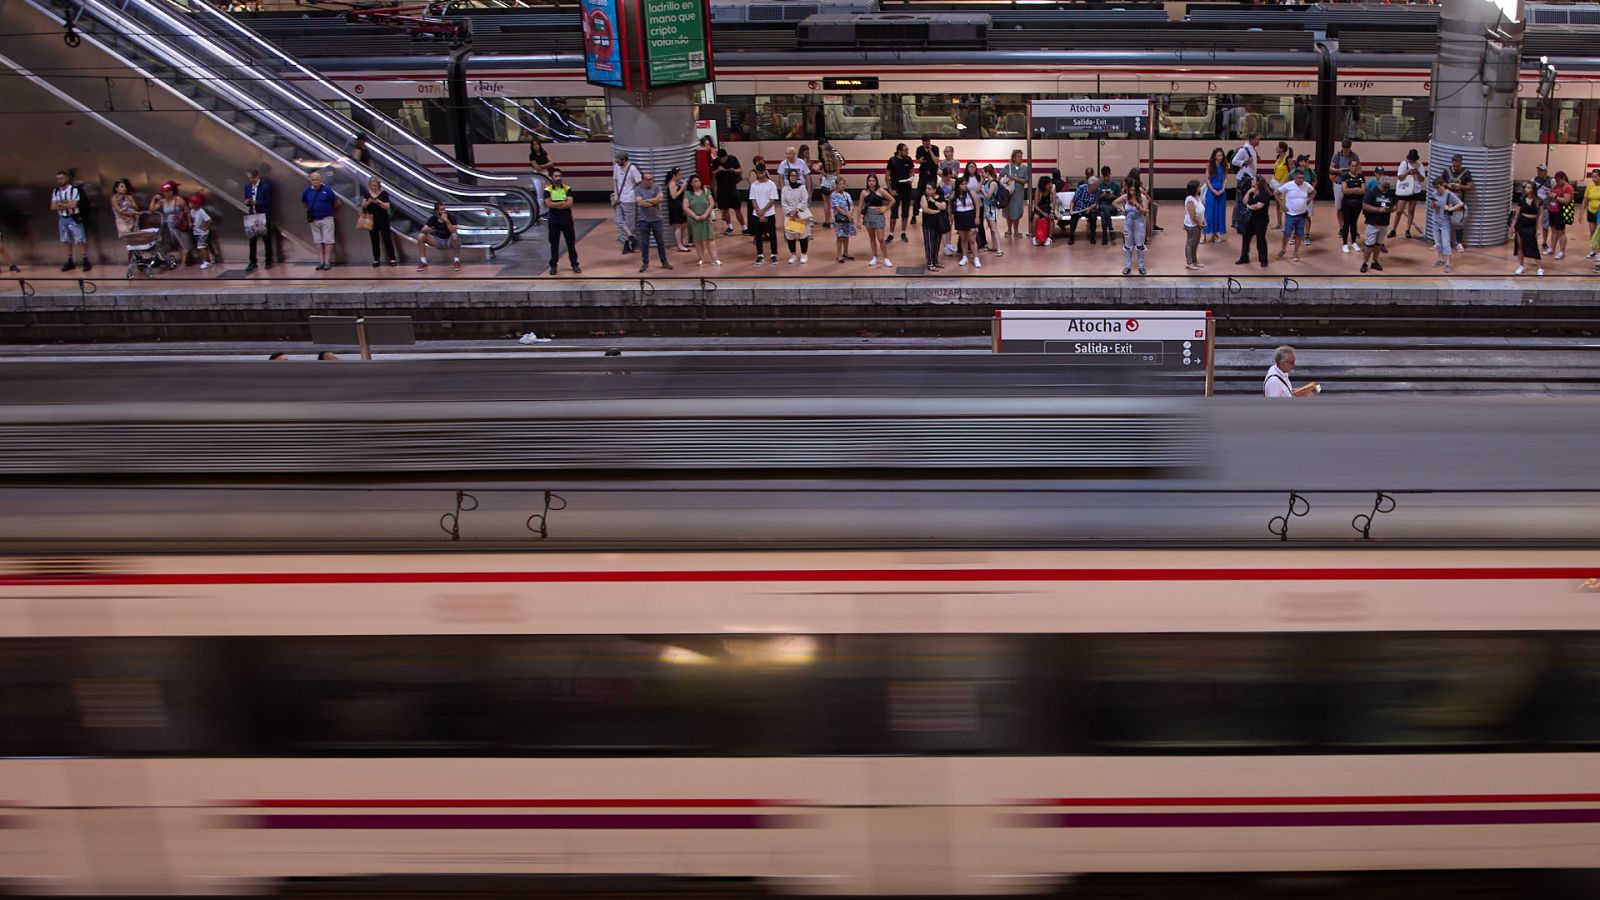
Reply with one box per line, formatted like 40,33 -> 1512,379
1530,163 -> 1554,253
1265,346 -> 1320,398
1394,148 -> 1425,240
1329,138 -> 1359,210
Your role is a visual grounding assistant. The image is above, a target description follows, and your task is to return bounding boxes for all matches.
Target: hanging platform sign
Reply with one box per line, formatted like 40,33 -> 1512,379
1032,99 -> 1149,136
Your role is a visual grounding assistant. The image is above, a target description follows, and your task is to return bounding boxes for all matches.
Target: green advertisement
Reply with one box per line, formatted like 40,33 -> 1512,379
640,0 -> 709,87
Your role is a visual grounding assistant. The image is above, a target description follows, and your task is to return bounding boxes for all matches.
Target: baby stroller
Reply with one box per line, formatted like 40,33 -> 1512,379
124,226 -> 179,279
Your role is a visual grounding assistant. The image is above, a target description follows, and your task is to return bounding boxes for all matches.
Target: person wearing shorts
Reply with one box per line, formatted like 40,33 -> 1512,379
1360,174 -> 1396,273
50,172 -> 90,272
301,171 -> 339,270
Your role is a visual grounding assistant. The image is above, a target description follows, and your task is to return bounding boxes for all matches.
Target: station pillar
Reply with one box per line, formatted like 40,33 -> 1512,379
1426,0 -> 1520,247
607,85 -> 696,182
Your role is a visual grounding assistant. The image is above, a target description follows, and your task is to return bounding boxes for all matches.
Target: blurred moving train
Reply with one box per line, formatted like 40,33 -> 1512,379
2,548 -> 1600,894
2,361 -> 1600,894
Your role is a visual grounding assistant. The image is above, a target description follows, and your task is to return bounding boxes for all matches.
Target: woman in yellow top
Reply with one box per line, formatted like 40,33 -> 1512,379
1272,142 -> 1292,228
1585,169 -> 1600,259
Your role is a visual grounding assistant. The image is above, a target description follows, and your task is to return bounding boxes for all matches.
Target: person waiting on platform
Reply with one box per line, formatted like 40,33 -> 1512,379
1513,180 -> 1544,277
860,174 -> 894,269
1441,155 -> 1473,253
1235,177 -> 1272,268
1359,173 -> 1397,274
829,176 -> 856,264
300,171 -> 339,271
1265,346 -> 1320,398
780,168 -> 813,264
1030,176 -> 1057,247
952,178 -> 979,268
1115,177 -> 1150,276
684,174 -> 720,268
1064,176 -> 1099,245
1339,161 -> 1367,254
417,201 -> 463,272
1585,168 -> 1600,260
919,182 -> 948,271
1275,168 -> 1313,263
1182,179 -> 1206,271
633,171 -> 671,273
747,166 -> 780,266
1429,175 -> 1465,274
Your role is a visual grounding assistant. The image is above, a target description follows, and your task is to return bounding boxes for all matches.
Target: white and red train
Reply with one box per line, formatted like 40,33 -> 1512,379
2,548 -> 1599,894
295,49 -> 1600,196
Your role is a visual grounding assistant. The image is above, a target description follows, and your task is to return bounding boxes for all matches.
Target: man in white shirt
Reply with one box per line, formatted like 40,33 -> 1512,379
1276,170 -> 1313,262
50,171 -> 90,272
1231,132 -> 1261,191
776,146 -> 809,187
746,166 -> 781,265
1264,345 -> 1320,398
611,151 -> 642,253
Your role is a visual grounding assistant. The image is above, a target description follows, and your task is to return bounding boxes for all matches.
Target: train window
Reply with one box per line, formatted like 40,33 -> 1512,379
492,635 -> 831,756
66,638 -> 236,755
471,98 -> 607,144
752,95 -> 820,141
1322,636 -> 1543,749
874,635 -> 1025,753
1336,97 -> 1432,143
242,637 -> 497,754
1159,95 -> 1218,140
1080,635 -> 1310,751
1538,636 -> 1600,747
889,94 -> 1026,140
1516,98 -> 1586,145
0,640 -> 77,756
822,94 -> 885,141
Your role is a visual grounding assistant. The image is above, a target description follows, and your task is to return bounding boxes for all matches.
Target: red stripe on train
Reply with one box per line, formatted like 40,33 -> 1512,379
240,798 -> 782,808
1,567 -> 1593,587
1038,793 -> 1600,807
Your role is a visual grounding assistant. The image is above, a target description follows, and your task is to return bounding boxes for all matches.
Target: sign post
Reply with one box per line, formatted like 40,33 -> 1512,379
310,316 -> 417,362
994,309 -> 1213,391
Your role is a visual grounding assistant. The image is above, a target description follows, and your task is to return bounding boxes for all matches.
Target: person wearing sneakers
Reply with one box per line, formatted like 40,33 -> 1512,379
886,143 -> 916,246
1585,169 -> 1600,259
633,171 -> 672,273
1428,175 -> 1465,274
1275,168 -> 1312,263
417,201 -> 463,271
544,167 -> 580,276
747,166 -> 780,266
188,194 -> 214,270
301,171 -> 339,271
1114,177 -> 1150,276
860,173 -> 893,269
780,167 -> 813,265
1359,173 -> 1396,274
50,172 -> 91,273
1182,179 -> 1206,271
1513,180 -> 1544,277
1549,170 -> 1575,261
952,179 -> 980,269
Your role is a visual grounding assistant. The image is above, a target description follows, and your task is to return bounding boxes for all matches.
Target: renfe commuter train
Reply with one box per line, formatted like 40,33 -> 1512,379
2,548 -> 1600,895
291,48 -> 1600,196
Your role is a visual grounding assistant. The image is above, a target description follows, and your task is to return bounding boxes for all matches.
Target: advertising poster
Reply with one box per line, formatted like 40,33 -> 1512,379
640,0 -> 710,87
581,0 -> 626,88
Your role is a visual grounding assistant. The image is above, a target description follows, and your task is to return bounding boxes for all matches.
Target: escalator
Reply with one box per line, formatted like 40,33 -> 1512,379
0,0 -> 528,253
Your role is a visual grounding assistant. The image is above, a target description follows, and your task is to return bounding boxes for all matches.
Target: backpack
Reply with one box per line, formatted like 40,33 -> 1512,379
1231,196 -> 1251,233
70,183 -> 91,224
994,182 -> 1012,208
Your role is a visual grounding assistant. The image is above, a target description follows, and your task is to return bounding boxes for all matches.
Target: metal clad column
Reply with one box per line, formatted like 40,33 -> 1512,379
609,85 -> 696,183
1427,0 -> 1520,247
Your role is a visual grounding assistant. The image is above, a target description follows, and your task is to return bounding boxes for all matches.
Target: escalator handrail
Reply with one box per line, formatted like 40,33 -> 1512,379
96,0 -> 531,214
180,0 -> 519,188
171,0 -> 540,234
48,0 -> 512,247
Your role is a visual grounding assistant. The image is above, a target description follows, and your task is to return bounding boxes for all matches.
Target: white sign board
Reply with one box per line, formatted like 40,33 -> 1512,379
995,309 -> 1210,369
1032,99 -> 1150,136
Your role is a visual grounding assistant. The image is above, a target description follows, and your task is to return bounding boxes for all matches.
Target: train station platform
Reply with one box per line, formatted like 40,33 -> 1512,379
5,214 -> 1599,342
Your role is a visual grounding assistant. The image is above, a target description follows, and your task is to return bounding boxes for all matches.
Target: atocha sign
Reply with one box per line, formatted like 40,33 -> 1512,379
994,309 -> 1212,371
1030,98 -> 1150,136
